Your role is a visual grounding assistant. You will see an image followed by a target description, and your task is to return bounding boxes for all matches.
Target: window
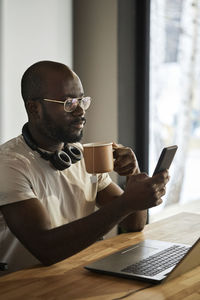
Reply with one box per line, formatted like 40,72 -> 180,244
149,0 -> 200,219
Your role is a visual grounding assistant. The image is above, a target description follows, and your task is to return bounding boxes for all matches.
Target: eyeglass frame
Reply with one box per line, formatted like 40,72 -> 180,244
43,96 -> 91,112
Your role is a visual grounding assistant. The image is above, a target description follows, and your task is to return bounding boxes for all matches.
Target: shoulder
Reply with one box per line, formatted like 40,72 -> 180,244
0,135 -> 34,167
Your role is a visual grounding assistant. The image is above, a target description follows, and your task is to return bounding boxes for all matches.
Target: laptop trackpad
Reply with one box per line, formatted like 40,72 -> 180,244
93,243 -> 159,272
120,244 -> 158,263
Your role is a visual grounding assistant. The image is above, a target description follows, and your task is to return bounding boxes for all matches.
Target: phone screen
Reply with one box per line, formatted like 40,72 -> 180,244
153,145 -> 178,176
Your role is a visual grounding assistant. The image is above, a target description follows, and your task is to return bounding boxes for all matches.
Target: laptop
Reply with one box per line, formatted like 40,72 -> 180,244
84,238 -> 200,284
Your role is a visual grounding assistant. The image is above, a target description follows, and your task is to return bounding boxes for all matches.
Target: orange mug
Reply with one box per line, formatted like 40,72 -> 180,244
83,142 -> 113,174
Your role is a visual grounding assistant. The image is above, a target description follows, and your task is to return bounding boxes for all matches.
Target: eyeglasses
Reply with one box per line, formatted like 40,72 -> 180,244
43,96 -> 91,112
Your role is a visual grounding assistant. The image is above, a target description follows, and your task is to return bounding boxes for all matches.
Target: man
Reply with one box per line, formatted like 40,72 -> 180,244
0,61 -> 169,274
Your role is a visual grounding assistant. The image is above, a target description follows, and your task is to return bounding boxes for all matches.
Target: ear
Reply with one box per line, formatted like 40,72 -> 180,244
26,100 -> 41,119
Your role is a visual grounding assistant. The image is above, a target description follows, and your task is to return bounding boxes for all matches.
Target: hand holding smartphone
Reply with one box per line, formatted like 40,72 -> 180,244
152,145 -> 178,176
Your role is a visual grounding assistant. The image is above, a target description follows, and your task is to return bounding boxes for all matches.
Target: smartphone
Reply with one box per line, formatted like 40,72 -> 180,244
152,145 -> 178,176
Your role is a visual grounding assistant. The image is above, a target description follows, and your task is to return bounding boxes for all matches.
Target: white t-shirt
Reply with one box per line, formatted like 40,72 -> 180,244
0,135 -> 112,275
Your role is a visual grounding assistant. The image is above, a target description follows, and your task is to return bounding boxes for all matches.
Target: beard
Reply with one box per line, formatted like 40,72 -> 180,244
38,106 -> 85,143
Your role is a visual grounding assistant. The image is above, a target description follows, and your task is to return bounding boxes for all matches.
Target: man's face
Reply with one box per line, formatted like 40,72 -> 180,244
35,69 -> 86,144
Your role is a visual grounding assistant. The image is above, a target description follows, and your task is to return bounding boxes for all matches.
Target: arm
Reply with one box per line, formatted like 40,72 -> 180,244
97,143 -> 151,232
119,175 -> 148,232
0,171 -> 168,266
96,181 -> 147,232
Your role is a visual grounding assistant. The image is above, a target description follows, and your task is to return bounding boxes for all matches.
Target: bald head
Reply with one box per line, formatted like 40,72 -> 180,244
21,61 -> 76,103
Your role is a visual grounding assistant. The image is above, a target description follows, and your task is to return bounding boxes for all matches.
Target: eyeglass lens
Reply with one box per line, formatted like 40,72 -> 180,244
64,97 -> 91,112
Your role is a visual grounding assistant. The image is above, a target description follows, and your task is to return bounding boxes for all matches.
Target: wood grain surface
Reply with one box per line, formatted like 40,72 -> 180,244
0,212 -> 199,300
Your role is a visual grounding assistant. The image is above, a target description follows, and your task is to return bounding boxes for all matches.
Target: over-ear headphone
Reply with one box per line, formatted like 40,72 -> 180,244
22,123 -> 82,171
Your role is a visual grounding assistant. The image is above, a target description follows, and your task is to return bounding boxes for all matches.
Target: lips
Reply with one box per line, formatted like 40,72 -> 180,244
72,122 -> 84,129
71,117 -> 86,129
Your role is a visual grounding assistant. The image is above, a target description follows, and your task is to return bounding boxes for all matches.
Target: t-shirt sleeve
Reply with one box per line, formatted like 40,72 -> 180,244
0,156 -> 36,206
97,172 -> 112,192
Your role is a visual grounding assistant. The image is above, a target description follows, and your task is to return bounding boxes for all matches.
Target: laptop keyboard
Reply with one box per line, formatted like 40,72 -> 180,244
121,245 -> 189,277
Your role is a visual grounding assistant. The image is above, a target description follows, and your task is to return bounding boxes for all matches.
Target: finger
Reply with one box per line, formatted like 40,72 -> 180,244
114,162 -> 137,176
112,142 -> 118,148
114,151 -> 137,169
112,142 -> 123,150
156,169 -> 169,180
152,181 -> 167,191
155,198 -> 163,206
154,185 -> 167,201
114,155 -> 135,169
115,168 -> 137,176
151,171 -> 170,185
113,146 -> 135,159
127,172 -> 149,182
160,186 -> 167,196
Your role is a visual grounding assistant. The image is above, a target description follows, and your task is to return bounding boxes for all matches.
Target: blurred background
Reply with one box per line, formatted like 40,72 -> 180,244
0,0 -> 199,223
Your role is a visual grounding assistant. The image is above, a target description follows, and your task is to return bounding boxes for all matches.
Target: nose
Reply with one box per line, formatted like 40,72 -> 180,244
71,103 -> 85,117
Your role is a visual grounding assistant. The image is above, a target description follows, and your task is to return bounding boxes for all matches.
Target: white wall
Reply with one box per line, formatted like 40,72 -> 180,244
0,0 -> 72,143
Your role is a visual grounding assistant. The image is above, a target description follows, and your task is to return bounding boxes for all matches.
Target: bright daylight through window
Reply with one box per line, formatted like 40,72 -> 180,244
149,0 -> 200,220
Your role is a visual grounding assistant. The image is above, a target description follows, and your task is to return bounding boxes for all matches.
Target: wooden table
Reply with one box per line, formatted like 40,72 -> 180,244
0,212 -> 199,300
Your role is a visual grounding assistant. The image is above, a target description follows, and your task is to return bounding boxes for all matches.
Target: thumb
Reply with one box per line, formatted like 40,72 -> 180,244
112,142 -> 119,149
128,172 -> 149,182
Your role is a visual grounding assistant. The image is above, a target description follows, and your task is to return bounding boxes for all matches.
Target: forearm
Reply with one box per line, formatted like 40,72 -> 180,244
118,170 -> 147,232
33,195 -> 131,265
97,179 -> 147,233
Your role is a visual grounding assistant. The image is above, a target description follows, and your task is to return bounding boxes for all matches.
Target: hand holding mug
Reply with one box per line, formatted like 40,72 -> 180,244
112,143 -> 140,176
83,142 -> 140,176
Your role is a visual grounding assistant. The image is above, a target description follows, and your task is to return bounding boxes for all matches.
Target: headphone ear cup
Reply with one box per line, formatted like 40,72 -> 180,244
64,145 -> 82,164
50,150 -> 71,171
